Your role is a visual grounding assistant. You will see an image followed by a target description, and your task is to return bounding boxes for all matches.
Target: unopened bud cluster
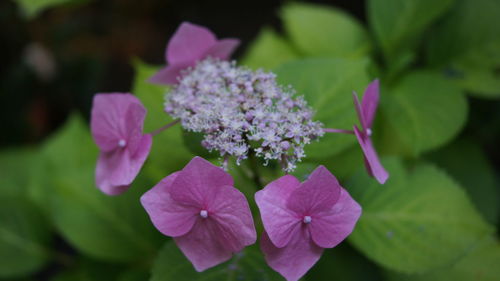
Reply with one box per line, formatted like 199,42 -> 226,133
164,58 -> 324,171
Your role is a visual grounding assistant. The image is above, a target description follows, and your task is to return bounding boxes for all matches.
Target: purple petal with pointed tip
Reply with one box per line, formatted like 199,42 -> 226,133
362,79 -> 380,129
91,93 -> 142,152
151,22 -> 240,85
169,157 -> 234,207
354,126 -> 389,184
309,187 -> 362,248
95,134 -> 152,195
352,91 -> 368,131
166,22 -> 217,65
261,229 -> 323,281
205,39 -> 240,60
125,102 -> 148,154
140,172 -> 198,237
287,166 -> 341,216
148,63 -> 189,85
209,185 -> 257,252
255,175 -> 302,248
174,219 -> 233,272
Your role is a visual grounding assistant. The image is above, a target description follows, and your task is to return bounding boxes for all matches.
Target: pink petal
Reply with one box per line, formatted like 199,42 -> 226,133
209,185 -> 256,251
166,22 -> 217,65
124,102 -> 147,155
309,187 -> 362,248
140,172 -> 198,237
91,93 -> 143,152
287,166 -> 341,216
352,91 -> 368,132
255,175 -> 302,248
148,64 -> 190,85
354,126 -> 389,184
169,157 -> 234,207
95,134 -> 152,195
205,39 -> 240,60
174,219 -> 233,272
261,229 -> 323,281
361,79 -> 380,129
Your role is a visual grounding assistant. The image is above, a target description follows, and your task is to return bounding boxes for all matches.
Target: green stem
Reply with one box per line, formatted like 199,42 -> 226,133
247,153 -> 263,188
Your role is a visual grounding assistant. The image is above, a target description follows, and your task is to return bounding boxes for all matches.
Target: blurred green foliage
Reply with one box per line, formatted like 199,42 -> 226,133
347,158 -> 493,273
1,0 -> 500,280
12,0 -> 91,19
275,58 -> 370,159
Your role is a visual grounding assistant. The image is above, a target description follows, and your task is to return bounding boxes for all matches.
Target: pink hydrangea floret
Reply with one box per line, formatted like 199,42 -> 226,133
141,156 -> 256,271
353,79 -> 389,184
149,22 -> 240,85
90,93 -> 152,195
255,166 -> 362,281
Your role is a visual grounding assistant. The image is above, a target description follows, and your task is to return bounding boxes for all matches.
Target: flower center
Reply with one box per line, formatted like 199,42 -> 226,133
118,139 -> 127,148
303,216 -> 312,224
200,210 -> 208,218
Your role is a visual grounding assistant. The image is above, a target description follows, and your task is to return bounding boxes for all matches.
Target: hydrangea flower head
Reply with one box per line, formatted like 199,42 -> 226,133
352,79 -> 389,184
140,156 -> 256,271
149,22 -> 240,85
91,93 -> 152,195
165,58 -> 324,171
255,166 -> 361,281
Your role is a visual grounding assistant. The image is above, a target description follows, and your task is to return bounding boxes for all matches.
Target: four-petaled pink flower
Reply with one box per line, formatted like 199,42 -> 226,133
91,93 -> 152,195
255,166 -> 361,281
353,79 -> 389,184
140,156 -> 256,271
149,22 -> 240,85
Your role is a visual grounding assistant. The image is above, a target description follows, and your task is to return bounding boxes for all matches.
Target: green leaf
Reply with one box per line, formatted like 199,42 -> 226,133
0,149 -> 52,278
347,158 -> 494,273
380,71 -> 468,156
0,198 -> 51,278
275,58 -> 371,159
369,0 -> 455,62
294,144 -> 364,182
38,114 -> 164,262
150,241 -> 281,281
0,148 -> 37,198
426,0 -> 500,98
118,268 -> 150,281
387,238 -> 500,281
131,59 -> 193,181
181,130 -> 217,159
281,3 -> 370,58
13,0 -> 91,19
426,139 -> 499,224
241,27 -> 299,70
306,243 -> 382,281
50,259 -> 122,281
453,65 -> 500,98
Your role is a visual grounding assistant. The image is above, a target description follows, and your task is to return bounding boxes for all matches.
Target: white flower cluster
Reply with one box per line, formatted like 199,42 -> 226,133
164,58 -> 324,171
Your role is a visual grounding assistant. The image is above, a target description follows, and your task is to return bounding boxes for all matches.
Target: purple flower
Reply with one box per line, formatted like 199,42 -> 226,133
91,93 -> 152,195
353,79 -> 389,184
149,22 -> 240,85
165,58 -> 324,171
255,166 -> 361,281
140,156 -> 256,271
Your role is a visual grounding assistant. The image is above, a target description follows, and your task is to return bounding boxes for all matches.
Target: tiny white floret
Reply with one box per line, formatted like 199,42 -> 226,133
118,139 -> 127,147
200,210 -> 208,218
303,216 -> 312,224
